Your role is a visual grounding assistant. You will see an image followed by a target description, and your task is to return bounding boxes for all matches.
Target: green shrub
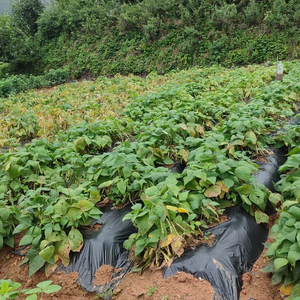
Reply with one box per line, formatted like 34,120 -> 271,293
0,63 -> 11,79
0,68 -> 69,98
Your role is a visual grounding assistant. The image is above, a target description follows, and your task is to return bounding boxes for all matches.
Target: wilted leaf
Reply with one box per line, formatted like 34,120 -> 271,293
269,193 -> 283,206
160,233 -> 175,247
68,228 -> 83,252
204,185 -> 221,198
171,235 -> 185,257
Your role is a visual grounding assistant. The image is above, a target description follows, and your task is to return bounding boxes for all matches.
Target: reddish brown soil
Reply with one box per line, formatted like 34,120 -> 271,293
0,245 -> 95,300
240,248 -> 282,300
93,265 -> 115,286
113,270 -> 214,300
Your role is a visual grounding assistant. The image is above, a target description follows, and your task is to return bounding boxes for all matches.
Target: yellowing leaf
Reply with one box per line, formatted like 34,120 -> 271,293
245,130 -> 257,145
166,205 -> 178,212
5,162 -> 11,172
280,283 -> 293,296
178,149 -> 189,162
178,207 -> 189,215
180,124 -> 187,130
171,235 -> 185,257
160,233 -> 175,247
196,125 -> 205,135
216,181 -> 229,193
204,185 -> 222,198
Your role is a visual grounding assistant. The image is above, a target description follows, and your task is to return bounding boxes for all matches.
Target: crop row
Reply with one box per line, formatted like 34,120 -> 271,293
0,63 -> 300,296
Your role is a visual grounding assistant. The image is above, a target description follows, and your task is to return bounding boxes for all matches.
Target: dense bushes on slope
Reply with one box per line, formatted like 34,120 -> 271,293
0,0 -> 300,77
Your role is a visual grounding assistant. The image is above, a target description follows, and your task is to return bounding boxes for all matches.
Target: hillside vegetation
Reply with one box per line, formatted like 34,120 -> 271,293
0,0 -> 300,78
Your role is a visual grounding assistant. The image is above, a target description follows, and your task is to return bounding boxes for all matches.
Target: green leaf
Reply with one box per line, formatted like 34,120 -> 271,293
274,258 -> 289,271
254,210 -> 269,224
288,250 -> 300,267
137,145 -> 149,158
24,287 -> 42,295
217,163 -> 231,173
289,206 -> 300,219
193,170 -> 207,181
39,245 -> 55,263
261,262 -> 275,273
36,280 -> 52,290
117,180 -> 127,195
90,191 -> 101,204
99,180 -> 114,188
291,283 -> 300,298
207,176 -> 216,185
235,184 -> 252,195
95,136 -> 109,148
223,178 -> 235,189
168,184 -> 180,197
297,232 -> 300,250
72,199 -> 94,212
163,157 -> 174,164
29,255 -> 45,277
179,191 -> 189,201
245,130 -> 257,145
287,146 -> 300,156
122,165 -> 133,179
145,186 -> 158,197
54,200 -> 69,215
136,214 -> 154,236
43,285 -> 62,294
241,195 -> 251,205
5,236 -> 14,248
74,137 -> 87,151
26,294 -> 38,300
235,166 -> 251,182
7,164 -> 22,178
19,235 -> 33,246
134,238 -> 146,256
281,200 -> 298,209
0,208 -> 11,221
271,271 -> 284,285
68,228 -> 83,252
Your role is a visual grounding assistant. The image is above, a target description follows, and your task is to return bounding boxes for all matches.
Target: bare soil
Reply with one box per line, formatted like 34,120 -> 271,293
94,265 -> 115,286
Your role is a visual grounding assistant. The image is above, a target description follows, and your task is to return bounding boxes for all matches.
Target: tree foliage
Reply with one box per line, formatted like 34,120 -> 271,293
1,0 -> 300,75
12,0 -> 45,35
